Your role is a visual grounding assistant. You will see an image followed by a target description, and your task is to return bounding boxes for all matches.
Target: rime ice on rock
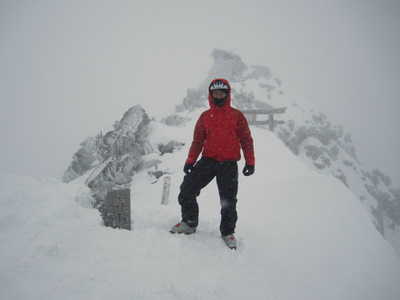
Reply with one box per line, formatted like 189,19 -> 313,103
208,49 -> 248,82
63,105 -> 151,185
62,136 -> 102,183
63,105 -> 185,229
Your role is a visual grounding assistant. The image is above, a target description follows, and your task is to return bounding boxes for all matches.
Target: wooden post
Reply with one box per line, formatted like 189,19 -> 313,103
250,113 -> 257,124
268,113 -> 274,131
161,176 -> 171,205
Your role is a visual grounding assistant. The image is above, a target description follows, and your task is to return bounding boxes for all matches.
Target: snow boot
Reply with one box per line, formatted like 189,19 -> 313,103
222,234 -> 237,249
169,221 -> 197,234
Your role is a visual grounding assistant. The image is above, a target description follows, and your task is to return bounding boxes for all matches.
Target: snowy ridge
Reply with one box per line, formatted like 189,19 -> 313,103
166,49 -> 400,256
6,48 -> 398,299
1,126 -> 400,299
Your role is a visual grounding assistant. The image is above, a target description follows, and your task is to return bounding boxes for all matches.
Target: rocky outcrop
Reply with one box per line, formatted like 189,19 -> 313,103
63,105 -> 185,227
63,105 -> 152,185
62,135 -> 103,183
208,49 -> 247,81
63,106 -> 153,212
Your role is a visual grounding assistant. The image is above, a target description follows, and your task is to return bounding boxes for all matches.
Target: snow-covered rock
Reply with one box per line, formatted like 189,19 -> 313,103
63,105 -> 183,212
63,105 -> 151,184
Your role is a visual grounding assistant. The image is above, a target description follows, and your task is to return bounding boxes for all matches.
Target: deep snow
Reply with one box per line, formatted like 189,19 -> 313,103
1,124 -> 400,300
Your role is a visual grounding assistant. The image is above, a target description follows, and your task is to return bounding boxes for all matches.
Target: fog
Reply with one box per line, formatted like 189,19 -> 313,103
1,0 -> 399,184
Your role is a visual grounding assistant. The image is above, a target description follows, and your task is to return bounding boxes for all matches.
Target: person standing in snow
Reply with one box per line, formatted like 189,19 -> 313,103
170,78 -> 255,249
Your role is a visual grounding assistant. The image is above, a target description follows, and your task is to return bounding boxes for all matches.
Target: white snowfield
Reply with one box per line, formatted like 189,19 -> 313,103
1,127 -> 400,300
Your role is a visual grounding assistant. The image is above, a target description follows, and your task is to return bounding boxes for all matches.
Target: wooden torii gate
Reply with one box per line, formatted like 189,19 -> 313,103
242,107 -> 287,131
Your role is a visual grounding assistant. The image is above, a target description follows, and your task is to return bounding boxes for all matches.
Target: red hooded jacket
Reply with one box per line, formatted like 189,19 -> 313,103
186,79 -> 255,166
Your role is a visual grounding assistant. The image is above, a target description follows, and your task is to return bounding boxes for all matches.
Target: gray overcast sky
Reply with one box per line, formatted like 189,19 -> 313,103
1,0 -> 399,184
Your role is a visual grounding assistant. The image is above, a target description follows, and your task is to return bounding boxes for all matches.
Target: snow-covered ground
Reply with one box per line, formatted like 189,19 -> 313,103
1,125 -> 400,300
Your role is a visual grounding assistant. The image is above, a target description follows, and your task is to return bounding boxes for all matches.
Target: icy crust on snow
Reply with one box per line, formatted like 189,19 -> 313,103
2,130 -> 400,300
165,49 -> 400,256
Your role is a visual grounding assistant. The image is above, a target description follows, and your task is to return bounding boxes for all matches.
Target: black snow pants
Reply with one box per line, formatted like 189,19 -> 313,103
178,157 -> 239,236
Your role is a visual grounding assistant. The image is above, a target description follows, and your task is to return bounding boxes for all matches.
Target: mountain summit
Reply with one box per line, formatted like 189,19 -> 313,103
64,49 -> 400,256
3,49 -> 400,299
163,49 -> 400,255
4,119 -> 400,299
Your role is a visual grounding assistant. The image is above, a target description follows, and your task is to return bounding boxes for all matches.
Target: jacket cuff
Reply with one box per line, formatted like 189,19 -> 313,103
245,159 -> 255,166
185,158 -> 196,164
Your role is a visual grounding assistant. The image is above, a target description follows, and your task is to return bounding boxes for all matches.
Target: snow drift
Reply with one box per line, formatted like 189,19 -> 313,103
1,124 -> 400,300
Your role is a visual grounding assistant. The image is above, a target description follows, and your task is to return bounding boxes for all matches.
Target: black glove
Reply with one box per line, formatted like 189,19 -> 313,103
242,165 -> 255,176
183,163 -> 194,175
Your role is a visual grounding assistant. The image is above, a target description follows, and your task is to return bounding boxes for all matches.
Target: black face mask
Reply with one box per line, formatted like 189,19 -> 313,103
212,96 -> 227,107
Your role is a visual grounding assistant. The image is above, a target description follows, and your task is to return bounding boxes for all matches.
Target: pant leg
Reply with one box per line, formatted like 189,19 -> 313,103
216,160 -> 239,236
178,157 -> 217,227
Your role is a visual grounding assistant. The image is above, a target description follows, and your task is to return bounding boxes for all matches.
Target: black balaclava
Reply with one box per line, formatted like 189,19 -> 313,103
212,94 -> 228,107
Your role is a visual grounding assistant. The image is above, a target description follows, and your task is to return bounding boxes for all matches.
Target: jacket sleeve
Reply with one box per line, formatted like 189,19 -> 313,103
185,114 -> 206,164
238,112 -> 255,166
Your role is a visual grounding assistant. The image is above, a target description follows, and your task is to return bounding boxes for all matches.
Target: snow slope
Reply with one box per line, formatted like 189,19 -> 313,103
1,126 -> 400,300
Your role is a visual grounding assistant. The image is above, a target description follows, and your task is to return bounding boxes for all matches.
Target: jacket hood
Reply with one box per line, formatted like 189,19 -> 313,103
208,78 -> 231,110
